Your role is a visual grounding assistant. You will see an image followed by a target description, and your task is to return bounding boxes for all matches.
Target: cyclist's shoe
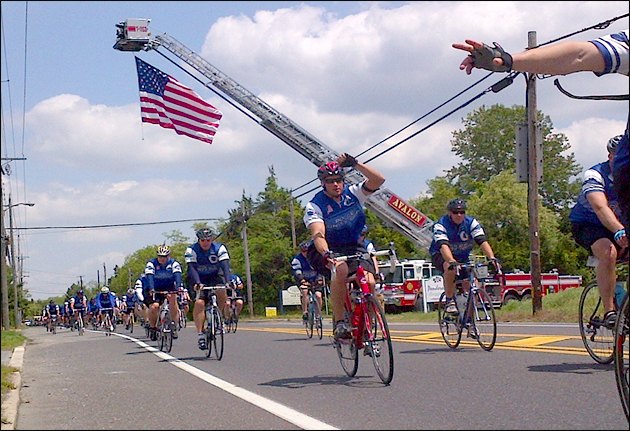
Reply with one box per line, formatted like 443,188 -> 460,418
467,326 -> 479,340
333,320 -> 351,340
445,299 -> 458,315
197,334 -> 207,350
302,313 -> 308,322
125,323 -> 130,330
149,328 -> 158,341
171,323 -> 178,339
364,343 -> 381,357
603,310 -> 617,329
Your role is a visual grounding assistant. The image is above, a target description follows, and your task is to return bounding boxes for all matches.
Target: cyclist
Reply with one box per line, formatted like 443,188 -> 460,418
95,286 -> 118,331
429,198 -> 501,317
185,227 -> 232,350
452,29 -> 629,229
291,241 -> 324,322
87,297 -> 99,328
121,288 -> 139,330
144,245 -> 183,341
303,153 -> 385,339
569,135 -> 628,327
225,273 -> 244,321
69,289 -> 88,328
43,300 -> 60,331
134,274 -> 150,326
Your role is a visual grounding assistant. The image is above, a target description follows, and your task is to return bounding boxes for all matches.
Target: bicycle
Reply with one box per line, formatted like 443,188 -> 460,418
200,285 -> 225,360
330,249 -> 395,385
224,289 -> 240,334
437,262 -> 498,351
47,315 -> 58,334
613,286 -> 629,422
100,308 -> 115,337
578,253 -> 628,364
303,284 -> 323,340
71,309 -> 85,336
154,291 -> 174,353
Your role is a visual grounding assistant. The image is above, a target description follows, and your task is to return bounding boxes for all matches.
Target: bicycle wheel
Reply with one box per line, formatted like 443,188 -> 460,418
365,296 -> 394,385
161,319 -> 173,353
335,302 -> 358,377
129,314 -> 134,333
213,309 -> 224,360
438,292 -> 462,348
579,282 -> 614,364
205,310 -> 214,358
470,287 -> 497,351
105,315 -> 112,337
306,302 -> 314,339
316,314 -> 323,340
232,312 -> 238,333
614,292 -> 629,422
78,315 -> 85,336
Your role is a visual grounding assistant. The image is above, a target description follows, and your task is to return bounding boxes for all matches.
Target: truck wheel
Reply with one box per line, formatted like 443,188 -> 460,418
521,293 -> 532,301
503,294 -> 518,305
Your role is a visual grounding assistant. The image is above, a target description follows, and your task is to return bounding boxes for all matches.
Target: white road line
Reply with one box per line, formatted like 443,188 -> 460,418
115,333 -> 338,430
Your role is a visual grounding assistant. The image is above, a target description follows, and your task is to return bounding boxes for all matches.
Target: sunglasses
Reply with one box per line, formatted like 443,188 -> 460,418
324,178 -> 344,184
451,210 -> 465,215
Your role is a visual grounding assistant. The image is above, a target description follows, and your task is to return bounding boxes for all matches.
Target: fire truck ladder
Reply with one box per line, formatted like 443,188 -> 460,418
118,24 -> 435,249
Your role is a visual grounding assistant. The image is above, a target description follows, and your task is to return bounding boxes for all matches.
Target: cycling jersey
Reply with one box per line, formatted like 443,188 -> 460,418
122,293 -> 138,309
70,294 -> 88,310
291,252 -> 320,284
145,257 -> 183,292
45,304 -> 60,316
95,292 -> 117,310
185,242 -> 232,285
429,214 -> 488,262
304,182 -> 368,249
569,160 -> 620,225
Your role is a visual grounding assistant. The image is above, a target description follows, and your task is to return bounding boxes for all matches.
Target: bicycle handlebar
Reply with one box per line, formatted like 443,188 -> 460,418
199,284 -> 227,290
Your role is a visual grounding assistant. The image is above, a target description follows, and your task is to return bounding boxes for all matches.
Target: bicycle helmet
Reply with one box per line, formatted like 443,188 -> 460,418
101,286 -> 110,293
607,134 -> 623,154
446,198 -> 467,212
156,245 -> 171,256
196,227 -> 215,240
299,240 -> 311,251
77,290 -> 84,295
317,161 -> 343,180
361,225 -> 369,236
49,299 -> 54,305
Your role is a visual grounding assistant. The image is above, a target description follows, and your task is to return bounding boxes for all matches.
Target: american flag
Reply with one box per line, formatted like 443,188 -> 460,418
135,57 -> 222,144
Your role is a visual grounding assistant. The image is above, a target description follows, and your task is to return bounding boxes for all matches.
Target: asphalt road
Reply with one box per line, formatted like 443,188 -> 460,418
9,320 -> 629,429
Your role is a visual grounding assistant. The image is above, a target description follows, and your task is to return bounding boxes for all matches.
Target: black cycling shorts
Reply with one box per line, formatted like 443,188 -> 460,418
571,221 -> 621,252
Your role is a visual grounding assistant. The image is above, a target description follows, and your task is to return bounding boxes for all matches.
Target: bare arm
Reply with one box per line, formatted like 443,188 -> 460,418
453,39 -> 605,75
586,191 -> 626,237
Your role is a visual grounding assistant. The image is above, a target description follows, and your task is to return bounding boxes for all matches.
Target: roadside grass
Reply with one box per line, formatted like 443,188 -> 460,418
257,285 -> 585,324
1,330 -> 28,401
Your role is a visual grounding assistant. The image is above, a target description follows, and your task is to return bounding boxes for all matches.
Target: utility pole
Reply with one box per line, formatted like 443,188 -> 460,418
0,186 -> 9,329
8,196 -> 19,326
289,191 -> 297,249
241,193 -> 254,318
526,31 -> 543,314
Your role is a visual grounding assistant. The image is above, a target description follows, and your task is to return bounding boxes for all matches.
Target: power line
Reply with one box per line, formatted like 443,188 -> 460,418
15,217 -> 222,231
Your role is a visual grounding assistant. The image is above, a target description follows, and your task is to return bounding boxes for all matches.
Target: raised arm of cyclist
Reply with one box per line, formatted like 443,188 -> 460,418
453,29 -> 629,231
304,153 -> 385,339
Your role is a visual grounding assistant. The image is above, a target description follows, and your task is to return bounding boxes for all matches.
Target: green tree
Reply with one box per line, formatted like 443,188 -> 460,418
448,104 -> 582,212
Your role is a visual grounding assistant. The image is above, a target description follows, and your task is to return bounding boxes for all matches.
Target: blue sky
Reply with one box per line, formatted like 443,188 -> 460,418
1,1 -> 627,299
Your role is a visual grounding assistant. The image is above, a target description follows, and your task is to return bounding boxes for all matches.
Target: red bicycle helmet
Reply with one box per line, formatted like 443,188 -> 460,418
317,161 -> 342,180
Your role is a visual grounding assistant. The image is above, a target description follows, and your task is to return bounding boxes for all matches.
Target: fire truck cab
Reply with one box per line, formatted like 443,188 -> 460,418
378,258 -> 442,313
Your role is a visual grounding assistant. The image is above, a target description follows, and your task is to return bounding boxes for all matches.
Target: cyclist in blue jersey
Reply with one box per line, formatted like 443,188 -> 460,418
225,273 -> 244,321
61,301 -> 70,327
95,286 -> 118,330
87,297 -> 98,327
453,29 -> 629,228
43,300 -> 60,330
121,288 -> 139,330
69,290 -> 88,324
185,227 -> 233,350
429,198 -> 500,316
292,241 -> 324,322
570,136 -> 628,327
304,153 -> 385,339
144,245 -> 183,341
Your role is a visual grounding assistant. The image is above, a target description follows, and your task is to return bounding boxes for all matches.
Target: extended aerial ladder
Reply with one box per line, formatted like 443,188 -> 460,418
114,18 -> 435,249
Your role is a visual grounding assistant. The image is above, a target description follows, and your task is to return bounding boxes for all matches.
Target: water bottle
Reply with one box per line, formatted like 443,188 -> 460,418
615,282 -> 627,309
455,292 -> 468,318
